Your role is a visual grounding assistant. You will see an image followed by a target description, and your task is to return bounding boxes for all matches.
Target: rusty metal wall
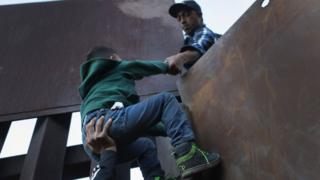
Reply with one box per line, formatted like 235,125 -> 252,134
0,0 -> 181,122
178,0 -> 320,179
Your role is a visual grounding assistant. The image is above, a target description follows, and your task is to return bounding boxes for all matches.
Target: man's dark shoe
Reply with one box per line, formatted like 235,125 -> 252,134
174,142 -> 220,178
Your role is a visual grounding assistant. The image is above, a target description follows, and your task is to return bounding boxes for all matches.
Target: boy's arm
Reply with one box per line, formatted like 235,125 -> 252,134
165,50 -> 200,70
125,60 -> 178,80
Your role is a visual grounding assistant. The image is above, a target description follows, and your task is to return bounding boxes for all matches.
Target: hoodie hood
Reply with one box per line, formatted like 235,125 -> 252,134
79,58 -> 120,98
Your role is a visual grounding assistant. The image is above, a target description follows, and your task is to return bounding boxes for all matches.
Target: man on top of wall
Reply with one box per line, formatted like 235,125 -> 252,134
166,0 -> 220,70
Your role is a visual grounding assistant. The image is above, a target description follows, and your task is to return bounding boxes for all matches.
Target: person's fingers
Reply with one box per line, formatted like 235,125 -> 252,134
168,65 -> 180,75
95,116 -> 105,134
105,118 -> 112,129
85,143 -> 93,151
86,132 -> 95,145
86,117 -> 96,138
101,118 -> 112,136
86,141 -> 101,154
86,136 -> 95,150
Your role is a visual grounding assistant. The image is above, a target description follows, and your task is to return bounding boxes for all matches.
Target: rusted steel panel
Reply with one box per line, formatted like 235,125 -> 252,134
20,113 -> 71,180
0,0 -> 181,122
178,0 -> 320,179
1,145 -> 90,180
0,155 -> 23,180
63,145 -> 91,180
0,121 -> 10,152
0,144 -> 135,180
155,137 -> 180,178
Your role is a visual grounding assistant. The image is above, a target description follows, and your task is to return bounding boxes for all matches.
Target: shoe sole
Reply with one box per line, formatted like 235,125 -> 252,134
181,157 -> 221,179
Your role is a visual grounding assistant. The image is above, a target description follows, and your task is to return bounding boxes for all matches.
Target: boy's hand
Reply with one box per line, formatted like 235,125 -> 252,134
85,116 -> 116,154
165,55 -> 181,75
165,50 -> 201,74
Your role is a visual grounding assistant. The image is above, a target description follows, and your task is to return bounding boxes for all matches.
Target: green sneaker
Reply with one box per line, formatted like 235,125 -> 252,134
154,175 -> 180,180
154,176 -> 163,180
174,142 -> 220,178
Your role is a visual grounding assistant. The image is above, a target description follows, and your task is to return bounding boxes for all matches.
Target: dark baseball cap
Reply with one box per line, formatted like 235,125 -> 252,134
169,0 -> 202,18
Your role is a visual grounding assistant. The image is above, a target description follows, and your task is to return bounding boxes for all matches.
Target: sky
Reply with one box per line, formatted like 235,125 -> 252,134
0,0 -> 257,179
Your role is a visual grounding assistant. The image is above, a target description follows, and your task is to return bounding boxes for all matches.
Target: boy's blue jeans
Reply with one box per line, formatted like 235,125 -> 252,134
82,92 -> 195,178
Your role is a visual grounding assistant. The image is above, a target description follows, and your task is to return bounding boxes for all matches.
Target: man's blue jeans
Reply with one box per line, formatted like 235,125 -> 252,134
82,92 -> 195,178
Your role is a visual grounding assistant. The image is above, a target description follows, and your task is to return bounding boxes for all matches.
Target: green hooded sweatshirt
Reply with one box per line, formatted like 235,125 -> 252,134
78,58 -> 168,119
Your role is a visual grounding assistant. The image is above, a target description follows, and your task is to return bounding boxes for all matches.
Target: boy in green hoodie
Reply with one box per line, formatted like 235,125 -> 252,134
79,46 -> 220,179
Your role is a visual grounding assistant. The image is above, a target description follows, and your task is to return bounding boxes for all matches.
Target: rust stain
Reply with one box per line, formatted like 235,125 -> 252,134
227,126 -> 235,136
237,46 -> 250,91
264,69 -> 277,100
191,79 -> 216,118
117,0 -> 176,27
